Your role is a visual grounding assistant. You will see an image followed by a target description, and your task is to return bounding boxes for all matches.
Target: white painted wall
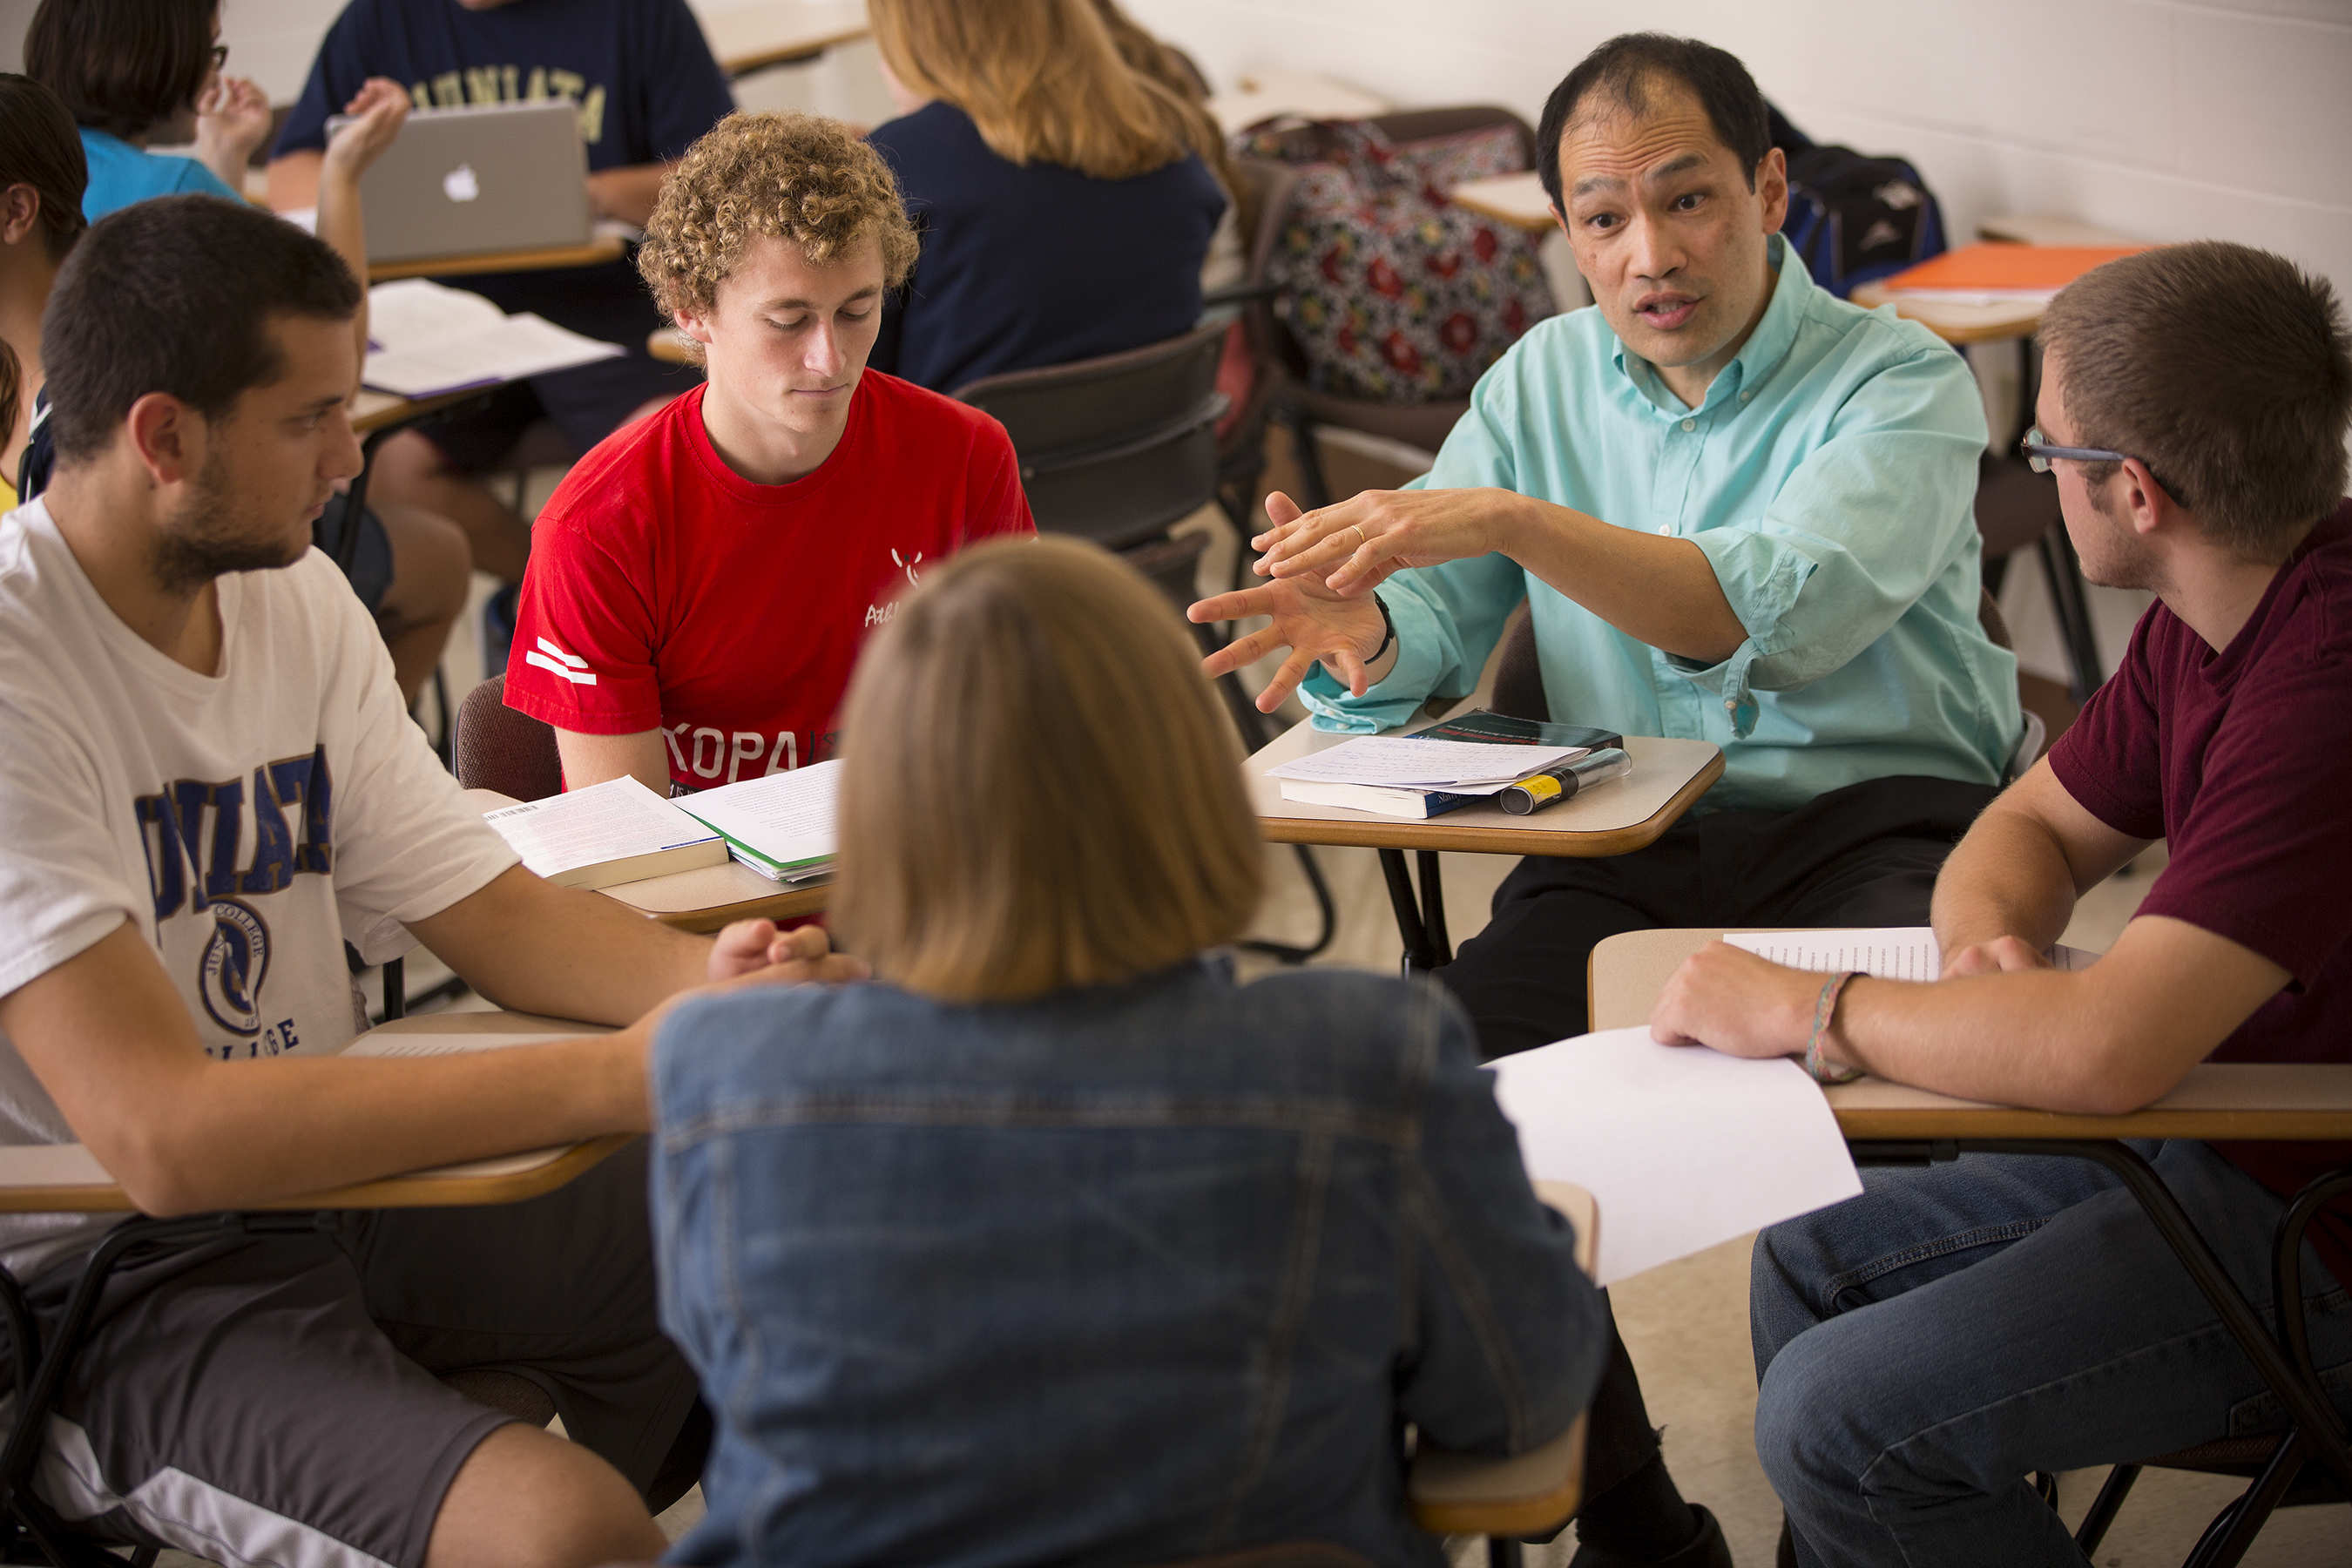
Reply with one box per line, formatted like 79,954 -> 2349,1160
1122,0 -> 2352,304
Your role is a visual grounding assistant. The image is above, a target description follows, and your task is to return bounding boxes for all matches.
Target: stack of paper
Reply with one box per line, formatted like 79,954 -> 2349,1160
364,279 -> 623,397
677,760 -> 841,882
1266,735 -> 1589,820
482,776 -> 724,889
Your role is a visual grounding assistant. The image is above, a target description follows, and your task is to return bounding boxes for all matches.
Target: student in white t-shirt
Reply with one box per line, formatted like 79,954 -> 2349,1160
0,194 -> 862,1568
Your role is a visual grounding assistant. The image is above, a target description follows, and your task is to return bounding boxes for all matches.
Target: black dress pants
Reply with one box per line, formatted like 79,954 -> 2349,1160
1437,773 -> 2003,1502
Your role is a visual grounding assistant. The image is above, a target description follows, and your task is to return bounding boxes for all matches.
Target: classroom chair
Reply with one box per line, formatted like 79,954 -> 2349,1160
952,322 -> 1339,962
2063,1162 -> 2352,1567
1229,106 -> 1541,514
453,673 -> 566,803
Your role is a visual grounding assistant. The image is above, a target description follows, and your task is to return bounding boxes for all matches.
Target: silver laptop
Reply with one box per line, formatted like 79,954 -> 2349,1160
334,99 -> 592,267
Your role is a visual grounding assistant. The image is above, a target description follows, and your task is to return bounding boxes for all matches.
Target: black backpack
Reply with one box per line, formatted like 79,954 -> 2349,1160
1768,103 -> 1946,299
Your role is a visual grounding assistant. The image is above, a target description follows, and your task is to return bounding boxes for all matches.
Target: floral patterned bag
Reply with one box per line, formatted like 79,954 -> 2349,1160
1250,120 -> 1556,402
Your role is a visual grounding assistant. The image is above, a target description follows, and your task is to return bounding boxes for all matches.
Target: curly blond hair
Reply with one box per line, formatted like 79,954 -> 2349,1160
638,112 -> 920,319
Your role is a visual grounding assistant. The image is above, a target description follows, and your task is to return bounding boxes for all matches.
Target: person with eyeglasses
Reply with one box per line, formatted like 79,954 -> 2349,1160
23,0 -> 269,213
1647,240 -> 2352,1568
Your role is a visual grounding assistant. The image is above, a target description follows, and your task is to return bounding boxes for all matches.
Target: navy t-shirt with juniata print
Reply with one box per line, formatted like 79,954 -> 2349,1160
274,0 -> 732,172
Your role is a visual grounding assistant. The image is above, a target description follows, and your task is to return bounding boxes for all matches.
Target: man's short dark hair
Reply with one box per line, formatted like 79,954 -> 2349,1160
25,0 -> 217,142
1536,33 -> 1771,210
43,195 -> 362,463
2039,242 -> 2352,561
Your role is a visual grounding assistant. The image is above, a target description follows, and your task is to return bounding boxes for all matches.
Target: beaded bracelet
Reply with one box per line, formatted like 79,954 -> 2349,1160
1368,591 -> 1396,662
1803,970 -> 1863,1085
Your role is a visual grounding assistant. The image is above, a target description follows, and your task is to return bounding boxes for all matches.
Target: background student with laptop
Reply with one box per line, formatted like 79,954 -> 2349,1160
266,0 -> 734,592
19,2 -> 473,706
22,0 -> 269,214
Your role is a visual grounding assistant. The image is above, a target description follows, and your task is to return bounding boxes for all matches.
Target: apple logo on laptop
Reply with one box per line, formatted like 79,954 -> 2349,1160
442,164 -> 481,204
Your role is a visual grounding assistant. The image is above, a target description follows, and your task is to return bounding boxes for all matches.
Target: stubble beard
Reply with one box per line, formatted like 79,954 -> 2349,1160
152,449 -> 308,596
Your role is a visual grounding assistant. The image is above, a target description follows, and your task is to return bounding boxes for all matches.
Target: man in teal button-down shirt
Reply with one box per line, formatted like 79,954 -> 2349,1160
1197,35 -> 2018,1568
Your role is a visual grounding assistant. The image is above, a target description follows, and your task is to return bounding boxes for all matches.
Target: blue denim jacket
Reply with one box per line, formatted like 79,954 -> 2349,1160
651,957 -> 1605,1568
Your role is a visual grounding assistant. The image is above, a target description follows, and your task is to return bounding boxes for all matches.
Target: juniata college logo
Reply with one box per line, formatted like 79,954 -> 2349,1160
135,748 -> 335,1058
200,899 -> 271,1036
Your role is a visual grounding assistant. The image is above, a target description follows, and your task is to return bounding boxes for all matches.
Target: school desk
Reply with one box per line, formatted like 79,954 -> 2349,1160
1244,717 -> 1723,970
1586,925 -> 2352,1505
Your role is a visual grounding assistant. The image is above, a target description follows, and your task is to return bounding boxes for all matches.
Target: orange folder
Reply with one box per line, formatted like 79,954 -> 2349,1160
1881,242 -> 2150,298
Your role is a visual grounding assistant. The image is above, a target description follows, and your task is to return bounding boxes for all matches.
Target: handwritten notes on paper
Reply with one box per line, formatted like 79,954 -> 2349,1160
1488,1027 -> 1863,1286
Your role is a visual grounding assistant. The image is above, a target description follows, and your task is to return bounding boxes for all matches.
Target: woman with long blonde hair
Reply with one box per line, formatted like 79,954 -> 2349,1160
647,536 -> 1604,1568
863,0 -> 1231,391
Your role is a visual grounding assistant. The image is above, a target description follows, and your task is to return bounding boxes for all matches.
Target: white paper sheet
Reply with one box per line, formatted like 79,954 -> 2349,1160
1723,927 -> 2100,979
480,775 -> 717,882
678,760 -> 841,870
1265,736 -> 1581,787
1488,1027 -> 1863,1286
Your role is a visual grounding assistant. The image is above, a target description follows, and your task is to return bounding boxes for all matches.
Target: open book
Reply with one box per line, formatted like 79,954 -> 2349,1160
481,776 -> 725,889
675,760 -> 841,882
364,279 -> 623,397
1724,927 -> 2099,978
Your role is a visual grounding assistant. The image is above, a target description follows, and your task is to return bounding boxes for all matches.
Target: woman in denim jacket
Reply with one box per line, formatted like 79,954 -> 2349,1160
649,536 -> 1606,1568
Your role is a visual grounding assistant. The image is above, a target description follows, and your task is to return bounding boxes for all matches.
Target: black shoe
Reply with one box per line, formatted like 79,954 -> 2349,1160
1777,1517 -> 1798,1568
1566,1504 -> 1734,1568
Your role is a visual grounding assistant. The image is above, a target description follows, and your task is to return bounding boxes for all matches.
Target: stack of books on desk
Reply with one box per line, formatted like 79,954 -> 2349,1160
674,760 -> 841,884
476,763 -> 840,889
1267,710 -> 1622,820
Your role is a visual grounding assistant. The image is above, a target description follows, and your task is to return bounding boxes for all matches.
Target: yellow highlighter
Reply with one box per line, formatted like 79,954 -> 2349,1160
1498,748 -> 1633,815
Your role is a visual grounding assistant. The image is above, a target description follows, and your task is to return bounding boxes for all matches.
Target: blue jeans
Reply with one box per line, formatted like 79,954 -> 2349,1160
1750,1141 -> 2352,1568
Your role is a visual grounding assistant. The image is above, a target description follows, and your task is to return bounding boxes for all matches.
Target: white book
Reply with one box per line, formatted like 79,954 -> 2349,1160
362,278 -> 622,397
1723,927 -> 2099,979
482,776 -> 726,889
676,760 -> 842,875
1265,735 -> 1581,789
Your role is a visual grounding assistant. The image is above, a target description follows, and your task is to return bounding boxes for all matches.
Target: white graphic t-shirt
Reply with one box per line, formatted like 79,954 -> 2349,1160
0,499 -> 518,1275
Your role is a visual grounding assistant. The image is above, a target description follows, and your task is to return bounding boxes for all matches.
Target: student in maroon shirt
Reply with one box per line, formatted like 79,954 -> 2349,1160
1645,241 -> 2352,1568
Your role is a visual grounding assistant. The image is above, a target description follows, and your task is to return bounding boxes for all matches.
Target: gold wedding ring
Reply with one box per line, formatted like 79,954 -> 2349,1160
1348,524 -> 1368,548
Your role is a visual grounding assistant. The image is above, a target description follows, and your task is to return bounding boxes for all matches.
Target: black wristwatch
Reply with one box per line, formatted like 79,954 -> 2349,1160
1368,591 -> 1396,663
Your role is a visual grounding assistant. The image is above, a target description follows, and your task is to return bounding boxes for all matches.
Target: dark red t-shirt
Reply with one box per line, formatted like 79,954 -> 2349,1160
2050,499 -> 2352,1283
505,374 -> 1035,790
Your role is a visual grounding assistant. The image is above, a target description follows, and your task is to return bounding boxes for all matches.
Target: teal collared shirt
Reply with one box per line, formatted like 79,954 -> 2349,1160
1303,234 -> 2019,814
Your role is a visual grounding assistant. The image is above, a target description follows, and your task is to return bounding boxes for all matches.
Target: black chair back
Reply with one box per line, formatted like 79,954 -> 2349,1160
950,320 -> 1230,553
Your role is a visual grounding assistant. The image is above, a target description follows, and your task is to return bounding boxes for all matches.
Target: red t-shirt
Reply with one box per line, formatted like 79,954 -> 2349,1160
2050,499 -> 2352,1282
504,375 -> 1034,788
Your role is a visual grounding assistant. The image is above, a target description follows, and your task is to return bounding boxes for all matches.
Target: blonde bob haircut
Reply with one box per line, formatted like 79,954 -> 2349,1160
869,0 -> 1211,182
832,535 -> 1264,1004
638,111 -> 920,321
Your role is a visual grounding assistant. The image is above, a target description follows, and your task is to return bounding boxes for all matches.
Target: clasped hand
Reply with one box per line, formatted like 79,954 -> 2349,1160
1187,486 -> 1514,712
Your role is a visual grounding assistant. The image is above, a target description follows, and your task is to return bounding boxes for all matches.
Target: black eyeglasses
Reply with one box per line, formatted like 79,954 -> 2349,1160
2021,425 -> 2184,505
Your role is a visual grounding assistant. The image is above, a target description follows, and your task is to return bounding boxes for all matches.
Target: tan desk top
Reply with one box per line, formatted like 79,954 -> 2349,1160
1450,172 -> 1554,233
698,0 -> 871,76
1246,717 -> 1723,858
1848,280 -> 2045,346
0,1013 -> 632,1214
463,787 -> 828,933
367,233 -> 626,285
648,326 -> 695,365
1589,927 -> 2352,1142
351,386 -> 489,436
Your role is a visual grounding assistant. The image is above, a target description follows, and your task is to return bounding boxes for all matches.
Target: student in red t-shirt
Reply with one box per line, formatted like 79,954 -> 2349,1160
1644,242 -> 2352,1568
504,112 -> 1036,793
